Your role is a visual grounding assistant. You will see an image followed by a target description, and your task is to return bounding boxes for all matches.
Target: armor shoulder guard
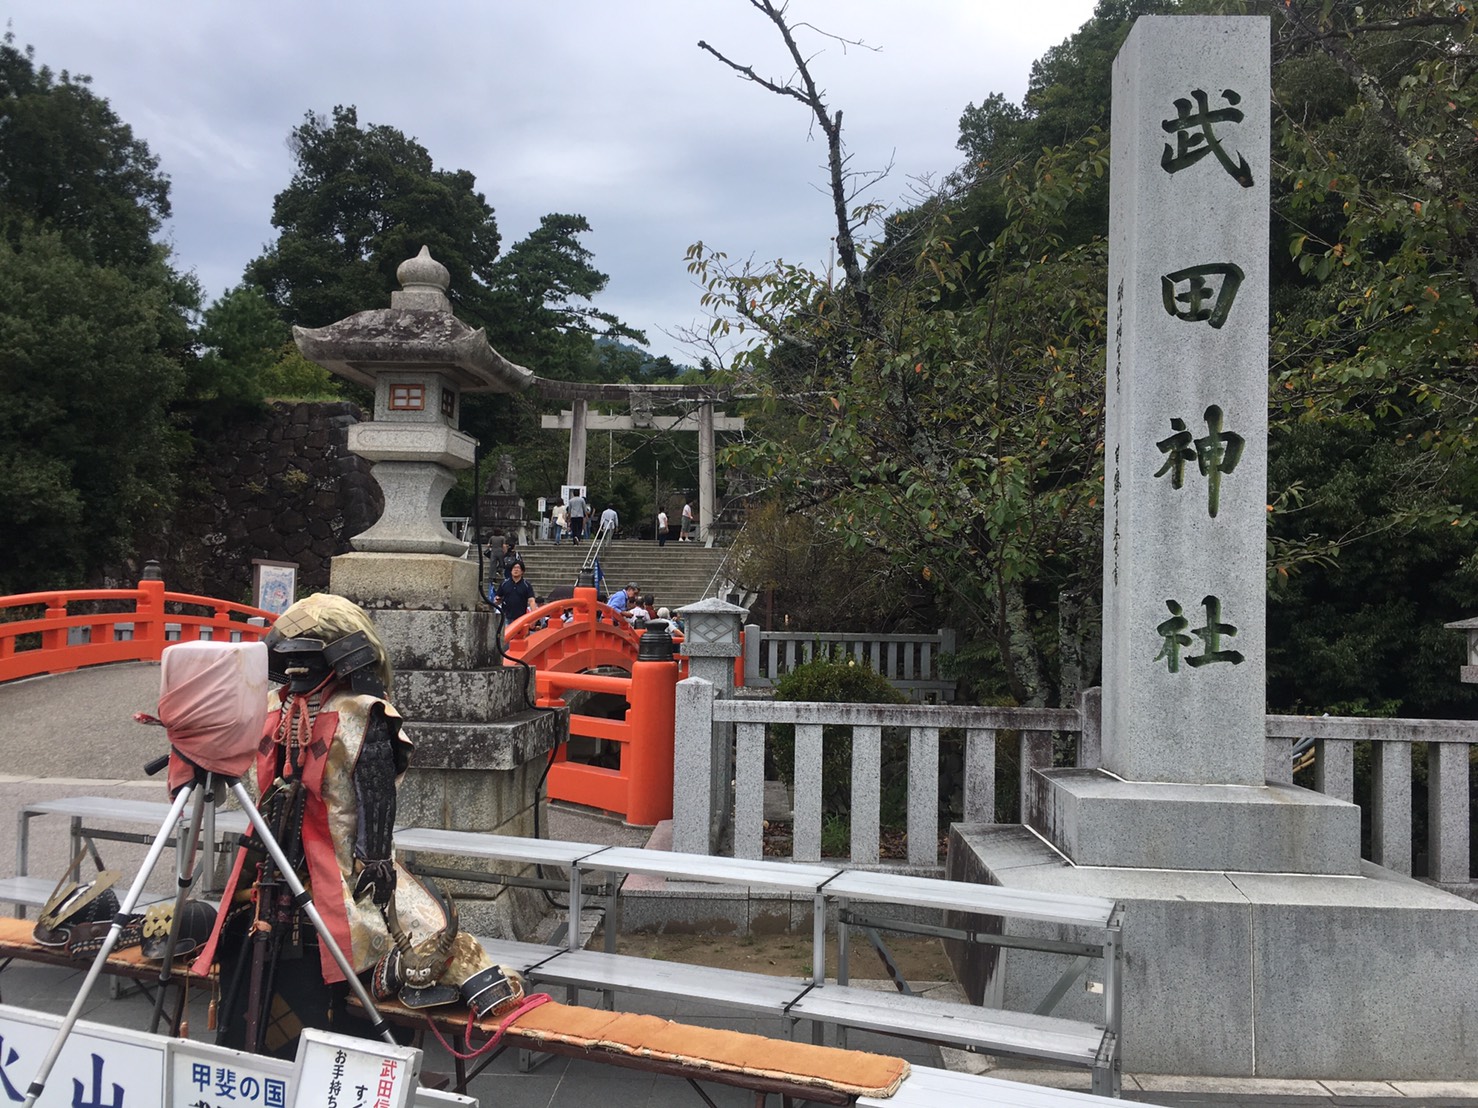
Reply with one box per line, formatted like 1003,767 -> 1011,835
327,691 -> 413,768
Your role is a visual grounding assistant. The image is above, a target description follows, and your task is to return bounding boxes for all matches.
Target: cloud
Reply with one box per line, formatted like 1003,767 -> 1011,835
10,0 -> 1096,361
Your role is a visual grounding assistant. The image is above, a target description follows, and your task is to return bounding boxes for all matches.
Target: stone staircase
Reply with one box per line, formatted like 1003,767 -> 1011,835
515,540 -> 731,611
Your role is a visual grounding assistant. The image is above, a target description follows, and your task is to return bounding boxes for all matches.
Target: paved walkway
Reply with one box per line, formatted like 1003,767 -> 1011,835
2,666 -> 1477,1107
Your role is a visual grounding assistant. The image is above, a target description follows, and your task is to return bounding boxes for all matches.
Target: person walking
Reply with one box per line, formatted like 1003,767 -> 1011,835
553,500 -> 570,545
656,508 -> 668,547
567,490 -> 587,543
492,562 -> 536,622
599,505 -> 619,537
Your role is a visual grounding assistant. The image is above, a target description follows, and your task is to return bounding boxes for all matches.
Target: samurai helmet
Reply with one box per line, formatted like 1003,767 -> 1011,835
140,899 -> 218,960
264,594 -> 393,696
33,871 -> 121,948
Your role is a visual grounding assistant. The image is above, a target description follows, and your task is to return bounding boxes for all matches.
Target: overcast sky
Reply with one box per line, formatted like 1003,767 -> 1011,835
12,1 -> 1096,364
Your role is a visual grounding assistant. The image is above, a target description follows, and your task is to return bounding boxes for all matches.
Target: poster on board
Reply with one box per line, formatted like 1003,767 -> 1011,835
251,560 -> 298,616
293,1029 -> 420,1108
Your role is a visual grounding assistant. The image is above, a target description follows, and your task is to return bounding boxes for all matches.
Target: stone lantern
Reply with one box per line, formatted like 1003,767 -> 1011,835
293,246 -> 533,607
1444,616 -> 1478,684
676,596 -> 749,680
673,597 -> 749,853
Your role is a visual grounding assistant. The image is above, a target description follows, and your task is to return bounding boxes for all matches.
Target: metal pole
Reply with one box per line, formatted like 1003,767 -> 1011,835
22,783 -> 196,1108
149,778 -> 210,1032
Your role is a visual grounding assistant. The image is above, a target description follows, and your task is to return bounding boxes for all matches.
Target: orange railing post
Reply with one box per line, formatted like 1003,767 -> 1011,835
623,632 -> 679,827
135,563 -> 167,660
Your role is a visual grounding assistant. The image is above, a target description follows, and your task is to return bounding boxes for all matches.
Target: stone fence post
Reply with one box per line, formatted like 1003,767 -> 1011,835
675,598 -> 749,853
742,623 -> 761,686
672,676 -> 717,853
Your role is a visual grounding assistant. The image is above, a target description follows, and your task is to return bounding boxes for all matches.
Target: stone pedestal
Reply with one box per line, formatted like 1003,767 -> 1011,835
1029,768 -> 1360,874
330,552 -> 481,611
950,825 -> 1478,1079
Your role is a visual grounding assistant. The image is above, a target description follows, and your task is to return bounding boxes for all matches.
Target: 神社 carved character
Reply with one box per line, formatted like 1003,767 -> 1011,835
1155,595 -> 1245,672
1154,419 -> 1196,489
1154,600 -> 1194,673
1161,88 -> 1254,186
1193,405 -> 1244,518
1154,406 -> 1244,517
1161,263 -> 1244,329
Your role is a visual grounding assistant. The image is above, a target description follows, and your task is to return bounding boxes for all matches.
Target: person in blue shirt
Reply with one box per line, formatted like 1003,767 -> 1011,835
492,563 -> 537,622
607,582 -> 638,614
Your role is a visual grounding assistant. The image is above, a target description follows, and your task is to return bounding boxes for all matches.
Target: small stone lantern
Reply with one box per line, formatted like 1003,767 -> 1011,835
1444,616 -> 1478,684
676,596 -> 749,689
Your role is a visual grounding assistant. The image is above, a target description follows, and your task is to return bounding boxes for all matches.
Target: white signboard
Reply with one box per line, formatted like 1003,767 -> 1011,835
0,1005 -> 165,1107
0,1005 -> 455,1108
293,1029 -> 419,1108
169,1039 -> 294,1108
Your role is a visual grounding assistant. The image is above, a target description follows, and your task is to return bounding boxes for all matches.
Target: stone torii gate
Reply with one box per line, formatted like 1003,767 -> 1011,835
536,381 -> 744,542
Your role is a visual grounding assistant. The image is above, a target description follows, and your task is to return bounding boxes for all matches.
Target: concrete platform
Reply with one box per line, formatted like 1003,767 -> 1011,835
948,824 -> 1478,1080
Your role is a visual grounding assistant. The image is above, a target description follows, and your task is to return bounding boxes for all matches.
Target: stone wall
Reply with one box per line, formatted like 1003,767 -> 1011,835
144,401 -> 381,601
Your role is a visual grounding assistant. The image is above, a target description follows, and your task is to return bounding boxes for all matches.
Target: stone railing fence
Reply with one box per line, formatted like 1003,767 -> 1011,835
741,624 -> 957,702
1265,714 -> 1474,883
674,679 -> 1476,883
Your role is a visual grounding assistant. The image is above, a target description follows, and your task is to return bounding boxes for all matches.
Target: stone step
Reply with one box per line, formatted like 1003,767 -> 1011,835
514,542 -> 732,610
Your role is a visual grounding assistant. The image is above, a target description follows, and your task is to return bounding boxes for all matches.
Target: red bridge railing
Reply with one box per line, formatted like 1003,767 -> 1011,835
501,586 -> 686,826
0,569 -> 276,684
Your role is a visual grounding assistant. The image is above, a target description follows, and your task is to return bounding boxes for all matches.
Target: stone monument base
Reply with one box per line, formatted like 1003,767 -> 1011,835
330,551 -> 481,611
1029,768 -> 1361,874
948,824 -> 1478,1079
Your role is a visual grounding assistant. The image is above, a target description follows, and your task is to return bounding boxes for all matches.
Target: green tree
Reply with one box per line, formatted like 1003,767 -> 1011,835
187,284 -> 287,422
246,105 -> 503,328
694,1 -> 1109,706
0,37 -> 197,591
481,213 -> 645,366
0,33 -> 171,273
0,231 -> 186,591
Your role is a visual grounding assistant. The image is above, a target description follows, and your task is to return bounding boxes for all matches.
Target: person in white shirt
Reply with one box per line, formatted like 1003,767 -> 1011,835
599,506 -> 619,535
680,501 -> 694,542
656,508 -> 669,547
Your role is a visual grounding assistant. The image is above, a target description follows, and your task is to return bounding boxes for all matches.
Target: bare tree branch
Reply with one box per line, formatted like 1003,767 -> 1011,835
699,0 -> 879,333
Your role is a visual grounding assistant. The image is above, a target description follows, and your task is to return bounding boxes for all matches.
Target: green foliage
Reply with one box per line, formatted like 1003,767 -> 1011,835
696,135 -> 1110,706
729,499 -> 932,633
697,0 -> 1478,721
481,213 -> 646,366
0,37 -> 196,592
769,656 -> 907,819
1267,421 -> 1478,716
259,346 -> 343,402
0,230 -> 186,590
0,33 -> 171,273
246,105 -> 503,328
185,284 -> 282,422
1272,0 -> 1478,467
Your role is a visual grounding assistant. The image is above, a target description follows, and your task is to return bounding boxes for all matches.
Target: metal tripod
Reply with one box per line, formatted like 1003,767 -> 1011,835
20,770 -> 395,1108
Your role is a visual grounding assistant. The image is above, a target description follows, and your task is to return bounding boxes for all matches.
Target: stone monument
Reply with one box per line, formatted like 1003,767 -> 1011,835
950,17 -> 1478,1080
477,453 -> 524,545
292,247 -> 564,936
